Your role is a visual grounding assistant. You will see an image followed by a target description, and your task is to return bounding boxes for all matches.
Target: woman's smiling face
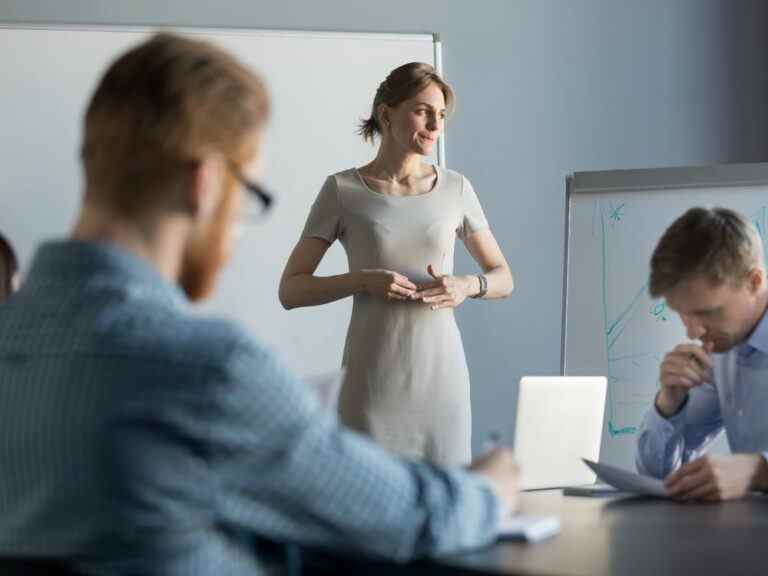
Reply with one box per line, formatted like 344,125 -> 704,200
382,83 -> 446,156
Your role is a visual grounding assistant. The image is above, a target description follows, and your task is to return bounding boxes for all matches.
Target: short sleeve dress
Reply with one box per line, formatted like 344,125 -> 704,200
301,166 -> 489,465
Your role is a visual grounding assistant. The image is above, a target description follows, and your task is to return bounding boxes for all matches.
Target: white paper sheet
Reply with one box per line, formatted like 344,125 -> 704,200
497,515 -> 561,542
582,459 -> 667,498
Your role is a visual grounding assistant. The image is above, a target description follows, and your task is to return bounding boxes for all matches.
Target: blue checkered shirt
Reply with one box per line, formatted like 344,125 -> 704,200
0,241 -> 500,575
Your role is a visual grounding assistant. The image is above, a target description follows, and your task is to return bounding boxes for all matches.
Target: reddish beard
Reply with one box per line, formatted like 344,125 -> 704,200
180,183 -> 238,302
179,231 -> 225,301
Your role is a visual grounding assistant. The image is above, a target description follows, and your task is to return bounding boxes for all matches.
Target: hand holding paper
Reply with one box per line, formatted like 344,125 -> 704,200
582,459 -> 667,498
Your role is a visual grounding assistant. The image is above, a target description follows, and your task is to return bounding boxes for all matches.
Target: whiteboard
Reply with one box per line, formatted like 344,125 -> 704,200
562,163 -> 768,469
0,25 -> 440,376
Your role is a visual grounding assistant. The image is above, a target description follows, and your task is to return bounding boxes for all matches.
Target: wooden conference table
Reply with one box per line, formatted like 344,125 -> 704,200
307,489 -> 768,575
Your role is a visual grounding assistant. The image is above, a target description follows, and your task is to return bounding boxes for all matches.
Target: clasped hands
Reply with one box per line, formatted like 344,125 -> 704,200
361,264 -> 476,310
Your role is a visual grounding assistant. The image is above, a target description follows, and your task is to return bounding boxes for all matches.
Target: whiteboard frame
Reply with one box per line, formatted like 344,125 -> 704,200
433,33 -> 445,166
0,23 -> 446,167
561,161 -> 768,374
0,23 -> 435,43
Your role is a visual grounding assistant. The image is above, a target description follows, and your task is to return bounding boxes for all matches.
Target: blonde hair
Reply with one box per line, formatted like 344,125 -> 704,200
649,207 -> 765,297
81,32 -> 270,215
358,62 -> 454,142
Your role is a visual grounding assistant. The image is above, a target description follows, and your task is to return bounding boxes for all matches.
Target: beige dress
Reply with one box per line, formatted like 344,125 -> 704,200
302,166 -> 489,465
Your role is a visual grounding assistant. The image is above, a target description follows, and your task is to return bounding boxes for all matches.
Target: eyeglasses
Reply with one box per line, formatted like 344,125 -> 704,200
228,162 -> 274,222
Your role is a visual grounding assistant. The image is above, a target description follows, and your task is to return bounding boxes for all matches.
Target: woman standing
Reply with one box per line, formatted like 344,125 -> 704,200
280,63 -> 513,465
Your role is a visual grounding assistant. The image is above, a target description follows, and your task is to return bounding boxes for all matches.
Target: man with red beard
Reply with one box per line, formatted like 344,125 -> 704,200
0,33 -> 519,575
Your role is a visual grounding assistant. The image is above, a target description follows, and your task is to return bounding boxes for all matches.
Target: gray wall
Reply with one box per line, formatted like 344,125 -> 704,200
3,0 -> 768,456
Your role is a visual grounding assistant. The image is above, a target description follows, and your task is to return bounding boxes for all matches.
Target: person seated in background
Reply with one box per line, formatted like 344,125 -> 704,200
0,32 -> 519,575
0,232 -> 19,301
637,207 -> 768,501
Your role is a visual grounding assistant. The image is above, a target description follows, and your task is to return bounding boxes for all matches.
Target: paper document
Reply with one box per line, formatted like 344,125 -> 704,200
497,515 -> 560,543
582,459 -> 667,498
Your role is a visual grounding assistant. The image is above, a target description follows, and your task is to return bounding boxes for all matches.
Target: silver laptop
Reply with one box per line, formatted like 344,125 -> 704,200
514,376 -> 607,490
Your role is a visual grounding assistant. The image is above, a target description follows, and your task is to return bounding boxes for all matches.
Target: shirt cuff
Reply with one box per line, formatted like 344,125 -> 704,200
646,393 -> 689,432
475,474 -> 507,528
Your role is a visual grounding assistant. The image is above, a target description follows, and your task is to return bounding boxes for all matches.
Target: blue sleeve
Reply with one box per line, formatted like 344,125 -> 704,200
635,383 -> 724,479
207,334 -> 502,561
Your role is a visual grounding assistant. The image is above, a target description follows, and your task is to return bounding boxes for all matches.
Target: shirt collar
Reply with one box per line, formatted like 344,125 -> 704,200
740,304 -> 768,357
26,239 -> 188,309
